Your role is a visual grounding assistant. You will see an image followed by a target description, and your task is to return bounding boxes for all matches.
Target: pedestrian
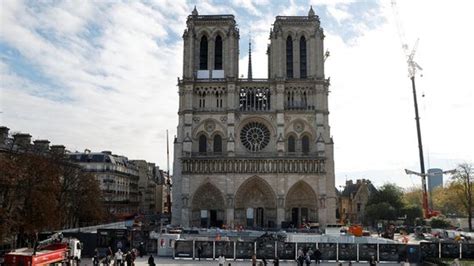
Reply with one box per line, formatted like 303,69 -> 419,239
115,249 -> 123,266
262,257 -> 267,266
252,253 -> 257,266
107,246 -> 113,264
93,248 -> 100,266
197,244 -> 202,261
313,248 -> 321,264
305,252 -> 311,266
125,251 -> 133,266
297,253 -> 305,266
369,255 -> 377,266
218,254 -> 225,266
148,254 -> 155,266
273,257 -> 279,266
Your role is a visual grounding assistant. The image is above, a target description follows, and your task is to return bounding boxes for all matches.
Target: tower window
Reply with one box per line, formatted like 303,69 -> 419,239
288,136 -> 295,153
300,36 -> 307,78
286,36 -> 293,78
215,35 -> 223,70
213,135 -> 222,153
302,135 -> 310,153
200,36 -> 208,70
199,135 -> 207,153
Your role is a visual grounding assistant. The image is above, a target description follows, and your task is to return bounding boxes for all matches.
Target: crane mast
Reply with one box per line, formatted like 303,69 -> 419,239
391,0 -> 433,219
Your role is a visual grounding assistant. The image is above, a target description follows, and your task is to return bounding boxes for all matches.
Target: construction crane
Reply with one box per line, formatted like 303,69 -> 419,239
391,0 -> 432,219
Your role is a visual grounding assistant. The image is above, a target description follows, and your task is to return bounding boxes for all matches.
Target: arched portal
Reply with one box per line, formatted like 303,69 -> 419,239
235,176 -> 277,228
191,182 -> 225,228
285,181 -> 318,227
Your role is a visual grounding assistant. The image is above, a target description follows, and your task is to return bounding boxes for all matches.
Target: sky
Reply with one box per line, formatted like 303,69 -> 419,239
1,0 -> 473,190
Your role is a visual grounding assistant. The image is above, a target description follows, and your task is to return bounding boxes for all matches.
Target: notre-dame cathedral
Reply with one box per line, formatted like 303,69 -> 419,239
172,6 -> 336,229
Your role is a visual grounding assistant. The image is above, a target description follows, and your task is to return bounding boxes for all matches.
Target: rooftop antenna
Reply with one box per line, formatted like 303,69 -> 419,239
248,32 -> 253,80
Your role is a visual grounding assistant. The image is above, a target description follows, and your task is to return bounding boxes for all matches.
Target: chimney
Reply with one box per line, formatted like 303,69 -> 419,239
13,133 -> 32,150
33,139 -> 50,153
50,145 -> 66,154
0,126 -> 9,145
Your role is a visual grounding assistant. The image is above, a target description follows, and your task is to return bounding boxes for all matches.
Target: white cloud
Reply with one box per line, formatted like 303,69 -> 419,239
1,0 -> 472,188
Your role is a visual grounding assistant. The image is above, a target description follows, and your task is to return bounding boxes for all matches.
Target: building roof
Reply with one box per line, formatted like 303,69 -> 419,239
341,179 -> 377,197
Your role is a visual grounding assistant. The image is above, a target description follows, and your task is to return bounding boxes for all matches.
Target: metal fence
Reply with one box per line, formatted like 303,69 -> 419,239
174,240 -> 474,263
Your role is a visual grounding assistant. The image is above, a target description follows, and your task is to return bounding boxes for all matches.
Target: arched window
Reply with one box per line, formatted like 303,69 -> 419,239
300,36 -> 307,78
214,35 -> 223,70
302,135 -> 310,153
199,135 -> 207,153
213,135 -> 222,153
200,36 -> 208,70
288,136 -> 296,153
286,36 -> 293,78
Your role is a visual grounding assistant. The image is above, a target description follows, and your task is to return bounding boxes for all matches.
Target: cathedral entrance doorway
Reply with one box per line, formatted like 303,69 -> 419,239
286,181 -> 318,227
235,177 -> 277,228
191,183 -> 225,228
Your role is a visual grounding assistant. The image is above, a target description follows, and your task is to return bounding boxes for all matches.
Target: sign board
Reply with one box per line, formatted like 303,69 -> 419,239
277,242 -> 295,260
338,243 -> 357,261
236,242 -> 255,259
359,244 -> 377,261
174,241 -> 193,258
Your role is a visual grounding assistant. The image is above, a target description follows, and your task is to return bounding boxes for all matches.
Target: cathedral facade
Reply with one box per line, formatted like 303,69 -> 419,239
172,7 -> 336,229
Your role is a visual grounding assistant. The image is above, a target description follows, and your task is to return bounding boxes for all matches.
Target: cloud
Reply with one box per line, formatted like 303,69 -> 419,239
1,0 -> 472,187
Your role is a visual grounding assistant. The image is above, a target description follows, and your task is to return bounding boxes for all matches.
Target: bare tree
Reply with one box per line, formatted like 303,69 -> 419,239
452,163 -> 473,231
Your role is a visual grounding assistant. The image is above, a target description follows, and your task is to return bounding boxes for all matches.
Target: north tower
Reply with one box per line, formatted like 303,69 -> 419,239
172,7 -> 336,229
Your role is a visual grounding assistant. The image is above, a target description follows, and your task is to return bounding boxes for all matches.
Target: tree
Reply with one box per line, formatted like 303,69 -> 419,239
365,183 -> 405,224
431,184 -> 464,217
400,204 -> 423,225
0,151 -> 104,246
402,186 -> 423,208
451,163 -> 473,231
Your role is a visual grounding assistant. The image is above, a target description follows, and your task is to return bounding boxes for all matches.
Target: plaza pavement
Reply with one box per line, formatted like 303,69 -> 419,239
80,256 -> 412,265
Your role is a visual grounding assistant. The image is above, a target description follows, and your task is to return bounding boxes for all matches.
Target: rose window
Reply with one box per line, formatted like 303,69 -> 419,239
240,122 -> 270,152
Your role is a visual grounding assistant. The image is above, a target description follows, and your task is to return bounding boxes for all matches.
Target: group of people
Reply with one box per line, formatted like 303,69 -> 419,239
93,247 -> 156,266
296,247 -> 322,265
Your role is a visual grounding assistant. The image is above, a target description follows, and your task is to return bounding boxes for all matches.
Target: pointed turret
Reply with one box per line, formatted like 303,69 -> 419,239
192,6 -> 198,16
308,6 -> 315,17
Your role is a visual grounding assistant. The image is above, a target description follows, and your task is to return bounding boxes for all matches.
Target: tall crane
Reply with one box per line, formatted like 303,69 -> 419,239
391,0 -> 432,219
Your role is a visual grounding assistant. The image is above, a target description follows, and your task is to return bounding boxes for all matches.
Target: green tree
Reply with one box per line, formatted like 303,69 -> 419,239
365,183 -> 405,224
451,163 -> 473,231
400,204 -> 423,225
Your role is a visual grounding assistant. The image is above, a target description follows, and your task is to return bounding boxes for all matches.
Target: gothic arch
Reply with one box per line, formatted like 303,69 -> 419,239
284,119 -> 316,138
234,176 -> 277,228
191,182 -> 226,227
285,180 -> 318,226
192,118 -> 226,139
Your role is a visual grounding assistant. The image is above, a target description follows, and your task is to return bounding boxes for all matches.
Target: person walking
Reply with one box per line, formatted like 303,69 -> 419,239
218,254 -> 225,266
369,255 -> 377,266
273,257 -> 279,266
93,248 -> 100,266
115,249 -> 123,266
147,254 -> 155,266
197,244 -> 202,261
313,248 -> 321,264
305,252 -> 312,266
251,254 -> 257,266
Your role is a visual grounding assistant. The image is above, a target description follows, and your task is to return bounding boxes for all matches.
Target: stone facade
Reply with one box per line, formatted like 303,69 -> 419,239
172,7 -> 336,229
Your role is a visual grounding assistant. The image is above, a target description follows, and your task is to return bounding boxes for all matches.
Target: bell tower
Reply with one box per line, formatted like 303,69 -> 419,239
182,7 -> 240,80
268,6 -> 325,79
